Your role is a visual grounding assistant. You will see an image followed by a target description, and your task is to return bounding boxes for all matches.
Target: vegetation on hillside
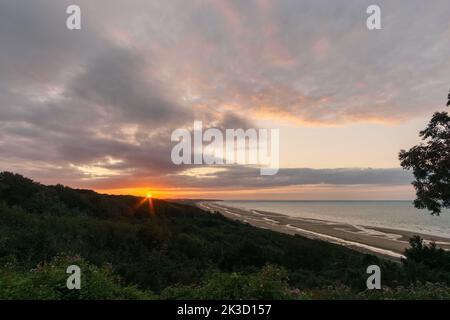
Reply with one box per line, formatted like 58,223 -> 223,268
1,172 -> 450,299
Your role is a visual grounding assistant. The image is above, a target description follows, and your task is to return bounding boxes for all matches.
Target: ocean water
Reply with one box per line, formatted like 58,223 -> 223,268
220,201 -> 450,238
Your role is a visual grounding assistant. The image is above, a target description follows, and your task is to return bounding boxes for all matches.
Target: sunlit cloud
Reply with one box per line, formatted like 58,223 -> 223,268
0,0 -> 449,198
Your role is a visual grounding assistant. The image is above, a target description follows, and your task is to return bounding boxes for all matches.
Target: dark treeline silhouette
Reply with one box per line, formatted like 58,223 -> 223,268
399,90 -> 450,214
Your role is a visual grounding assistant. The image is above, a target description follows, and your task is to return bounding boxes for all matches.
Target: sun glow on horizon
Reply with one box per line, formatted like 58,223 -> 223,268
93,183 -> 415,201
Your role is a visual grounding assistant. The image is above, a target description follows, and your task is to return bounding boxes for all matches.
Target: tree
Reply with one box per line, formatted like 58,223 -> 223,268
403,236 -> 450,271
399,91 -> 450,214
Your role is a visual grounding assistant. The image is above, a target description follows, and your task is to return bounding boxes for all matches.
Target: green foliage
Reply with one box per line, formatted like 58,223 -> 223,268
400,236 -> 450,284
404,236 -> 450,269
304,283 -> 450,300
161,265 -> 298,300
1,172 -> 450,299
0,255 -> 154,300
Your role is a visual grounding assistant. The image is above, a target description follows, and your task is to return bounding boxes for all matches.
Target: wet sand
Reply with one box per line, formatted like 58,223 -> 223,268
198,202 -> 450,260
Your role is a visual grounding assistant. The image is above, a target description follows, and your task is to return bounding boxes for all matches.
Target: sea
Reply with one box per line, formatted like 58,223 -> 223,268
220,200 -> 450,238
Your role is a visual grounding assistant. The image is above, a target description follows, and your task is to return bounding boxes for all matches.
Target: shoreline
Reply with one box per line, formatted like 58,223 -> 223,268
198,202 -> 450,260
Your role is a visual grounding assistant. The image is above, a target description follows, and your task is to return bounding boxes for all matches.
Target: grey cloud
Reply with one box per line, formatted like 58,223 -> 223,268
45,166 -> 413,191
0,0 -> 447,190
171,167 -> 414,189
69,45 -> 189,127
0,0 -> 102,87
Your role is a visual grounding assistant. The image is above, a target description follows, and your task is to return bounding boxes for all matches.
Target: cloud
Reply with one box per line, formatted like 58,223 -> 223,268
69,45 -> 189,127
168,167 -> 413,190
0,0 -> 448,191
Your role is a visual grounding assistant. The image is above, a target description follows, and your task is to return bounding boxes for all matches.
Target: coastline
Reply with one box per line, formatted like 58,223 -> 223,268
198,201 -> 450,260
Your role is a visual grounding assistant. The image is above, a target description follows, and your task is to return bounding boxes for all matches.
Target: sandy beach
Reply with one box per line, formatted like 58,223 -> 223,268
198,201 -> 450,260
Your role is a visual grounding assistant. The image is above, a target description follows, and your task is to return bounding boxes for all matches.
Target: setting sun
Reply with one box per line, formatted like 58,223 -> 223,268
147,193 -> 152,199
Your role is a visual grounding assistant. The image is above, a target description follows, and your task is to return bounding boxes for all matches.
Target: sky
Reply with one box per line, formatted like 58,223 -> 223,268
1,0 -> 450,200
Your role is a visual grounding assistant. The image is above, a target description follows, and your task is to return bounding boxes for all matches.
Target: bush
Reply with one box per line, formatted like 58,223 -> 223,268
161,265 -> 299,300
0,255 -> 154,300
